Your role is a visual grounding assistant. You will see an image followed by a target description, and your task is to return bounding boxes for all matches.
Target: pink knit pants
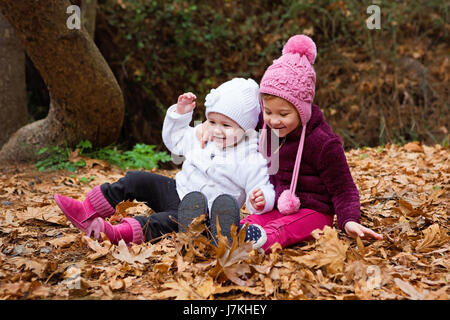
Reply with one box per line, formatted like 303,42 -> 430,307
240,208 -> 334,253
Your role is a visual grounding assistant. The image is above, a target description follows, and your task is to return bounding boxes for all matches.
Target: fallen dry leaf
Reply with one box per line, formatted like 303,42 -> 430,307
196,276 -> 216,299
8,257 -> 49,278
151,278 -> 203,300
209,222 -> 255,286
47,234 -> 78,248
403,141 -> 424,153
111,239 -> 153,264
82,235 -> 113,260
394,278 -> 426,300
109,200 -> 138,224
0,142 -> 448,300
291,226 -> 350,274
415,224 -> 449,253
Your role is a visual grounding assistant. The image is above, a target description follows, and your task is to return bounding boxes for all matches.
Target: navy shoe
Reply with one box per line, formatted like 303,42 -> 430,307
178,191 -> 208,232
210,194 -> 240,246
245,224 -> 267,250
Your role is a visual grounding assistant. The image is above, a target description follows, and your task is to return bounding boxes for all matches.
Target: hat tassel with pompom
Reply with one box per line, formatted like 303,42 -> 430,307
277,125 -> 306,215
259,34 -> 317,215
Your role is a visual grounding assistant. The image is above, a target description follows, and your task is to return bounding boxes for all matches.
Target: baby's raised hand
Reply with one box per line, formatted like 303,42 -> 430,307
250,188 -> 266,212
176,92 -> 197,114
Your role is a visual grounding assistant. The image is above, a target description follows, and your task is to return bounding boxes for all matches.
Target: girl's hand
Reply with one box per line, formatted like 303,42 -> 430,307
195,121 -> 213,148
344,221 -> 383,240
177,92 -> 197,114
250,188 -> 266,211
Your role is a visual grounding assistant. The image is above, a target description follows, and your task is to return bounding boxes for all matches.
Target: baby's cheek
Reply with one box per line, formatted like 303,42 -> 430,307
225,129 -> 239,139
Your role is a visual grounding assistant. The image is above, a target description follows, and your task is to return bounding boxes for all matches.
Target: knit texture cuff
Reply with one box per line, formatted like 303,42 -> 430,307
86,185 -> 115,218
337,205 -> 361,231
122,218 -> 144,244
167,104 -> 194,120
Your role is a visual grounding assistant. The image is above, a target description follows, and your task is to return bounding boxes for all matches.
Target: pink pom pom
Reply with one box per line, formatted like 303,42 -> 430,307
277,190 -> 300,215
282,34 -> 317,65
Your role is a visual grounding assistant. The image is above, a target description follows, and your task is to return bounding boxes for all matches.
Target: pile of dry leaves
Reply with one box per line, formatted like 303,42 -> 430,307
0,142 -> 448,300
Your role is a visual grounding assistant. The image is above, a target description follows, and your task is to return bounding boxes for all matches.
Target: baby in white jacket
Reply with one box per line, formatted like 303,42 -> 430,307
54,78 -> 274,247
163,78 -> 275,215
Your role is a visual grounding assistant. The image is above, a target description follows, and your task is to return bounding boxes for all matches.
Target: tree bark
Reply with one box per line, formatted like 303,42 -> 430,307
0,13 -> 28,148
0,0 -> 124,163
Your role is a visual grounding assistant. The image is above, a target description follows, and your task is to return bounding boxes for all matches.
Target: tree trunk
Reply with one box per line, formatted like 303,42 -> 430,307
0,0 -> 124,163
0,12 -> 28,149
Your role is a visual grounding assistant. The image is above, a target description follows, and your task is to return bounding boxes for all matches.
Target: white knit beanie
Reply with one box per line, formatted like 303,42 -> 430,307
204,78 -> 260,131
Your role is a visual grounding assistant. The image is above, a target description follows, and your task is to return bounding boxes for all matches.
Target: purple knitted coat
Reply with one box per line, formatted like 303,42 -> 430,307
258,104 -> 361,231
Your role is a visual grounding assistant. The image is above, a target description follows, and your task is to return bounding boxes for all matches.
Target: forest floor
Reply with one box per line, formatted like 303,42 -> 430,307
0,142 -> 448,300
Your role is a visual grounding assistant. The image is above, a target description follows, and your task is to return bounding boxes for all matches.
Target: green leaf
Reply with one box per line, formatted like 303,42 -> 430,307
79,177 -> 90,184
37,147 -> 49,155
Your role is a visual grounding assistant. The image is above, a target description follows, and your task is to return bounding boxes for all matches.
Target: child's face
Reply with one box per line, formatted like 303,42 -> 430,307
207,112 -> 245,148
263,96 -> 301,137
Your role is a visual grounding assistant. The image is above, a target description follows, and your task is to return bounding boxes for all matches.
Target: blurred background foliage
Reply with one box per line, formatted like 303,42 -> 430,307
26,0 -> 449,150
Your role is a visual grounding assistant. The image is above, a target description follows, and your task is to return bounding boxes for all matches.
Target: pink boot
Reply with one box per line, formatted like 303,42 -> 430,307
54,186 -> 115,232
86,217 -> 144,245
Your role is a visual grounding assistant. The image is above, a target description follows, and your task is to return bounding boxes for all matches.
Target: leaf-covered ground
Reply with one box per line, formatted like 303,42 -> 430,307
0,142 -> 448,300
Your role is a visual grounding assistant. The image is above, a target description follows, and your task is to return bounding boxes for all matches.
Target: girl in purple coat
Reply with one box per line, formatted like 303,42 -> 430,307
201,35 -> 383,253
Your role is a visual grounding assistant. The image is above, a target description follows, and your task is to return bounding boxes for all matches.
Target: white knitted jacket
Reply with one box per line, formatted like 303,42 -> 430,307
162,104 -> 275,214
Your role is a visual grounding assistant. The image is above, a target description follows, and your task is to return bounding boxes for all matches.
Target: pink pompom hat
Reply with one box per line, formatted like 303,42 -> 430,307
259,34 -> 317,215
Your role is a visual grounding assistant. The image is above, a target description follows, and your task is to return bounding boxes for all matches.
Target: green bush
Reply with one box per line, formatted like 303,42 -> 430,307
35,140 -> 171,172
35,146 -> 86,172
